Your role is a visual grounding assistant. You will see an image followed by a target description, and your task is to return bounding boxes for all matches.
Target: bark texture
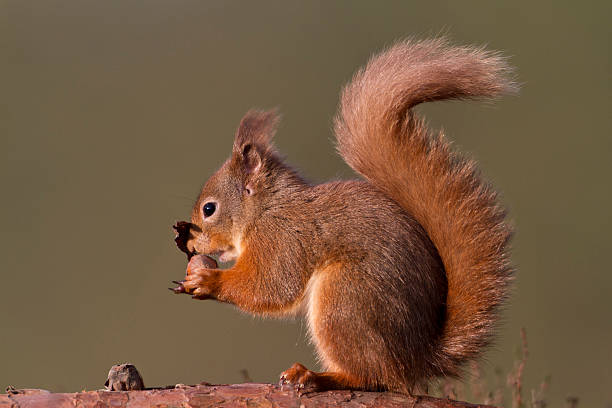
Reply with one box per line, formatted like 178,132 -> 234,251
1,383 -> 495,408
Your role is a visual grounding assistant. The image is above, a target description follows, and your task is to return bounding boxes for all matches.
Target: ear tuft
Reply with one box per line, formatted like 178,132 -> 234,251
232,109 -> 280,175
233,109 -> 280,155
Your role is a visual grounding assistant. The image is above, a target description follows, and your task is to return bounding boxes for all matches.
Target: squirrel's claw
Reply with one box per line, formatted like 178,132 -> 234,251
170,281 -> 187,294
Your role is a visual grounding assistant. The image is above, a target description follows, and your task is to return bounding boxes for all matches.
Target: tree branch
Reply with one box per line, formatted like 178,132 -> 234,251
1,383 -> 496,408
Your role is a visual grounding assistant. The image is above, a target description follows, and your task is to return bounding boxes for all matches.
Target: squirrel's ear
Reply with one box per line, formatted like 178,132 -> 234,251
238,143 -> 263,174
232,109 -> 279,174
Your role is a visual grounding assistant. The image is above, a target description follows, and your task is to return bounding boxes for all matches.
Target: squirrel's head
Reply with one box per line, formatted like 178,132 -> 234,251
186,110 -> 300,262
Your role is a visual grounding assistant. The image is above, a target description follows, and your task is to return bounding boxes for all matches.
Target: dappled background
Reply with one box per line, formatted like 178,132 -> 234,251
1,1 -> 610,406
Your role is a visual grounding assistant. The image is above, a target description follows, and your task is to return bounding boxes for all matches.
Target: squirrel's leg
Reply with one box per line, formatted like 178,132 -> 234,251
279,263 -> 394,393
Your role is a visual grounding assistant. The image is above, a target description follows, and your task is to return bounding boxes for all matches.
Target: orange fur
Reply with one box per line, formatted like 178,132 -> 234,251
335,38 -> 516,376
178,38 -> 516,394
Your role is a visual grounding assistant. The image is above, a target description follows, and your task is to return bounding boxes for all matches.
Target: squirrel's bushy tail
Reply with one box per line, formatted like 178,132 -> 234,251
334,38 -> 516,377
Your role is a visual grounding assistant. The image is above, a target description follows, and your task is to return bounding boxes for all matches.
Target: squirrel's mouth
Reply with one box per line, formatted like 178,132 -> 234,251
173,221 -> 238,267
199,248 -> 238,269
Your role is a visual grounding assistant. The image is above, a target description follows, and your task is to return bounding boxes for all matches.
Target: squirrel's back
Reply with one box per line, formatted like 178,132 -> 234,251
334,38 -> 516,379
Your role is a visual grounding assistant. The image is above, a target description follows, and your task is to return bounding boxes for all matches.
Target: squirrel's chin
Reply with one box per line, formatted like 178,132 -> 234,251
200,249 -> 238,264
218,249 -> 238,263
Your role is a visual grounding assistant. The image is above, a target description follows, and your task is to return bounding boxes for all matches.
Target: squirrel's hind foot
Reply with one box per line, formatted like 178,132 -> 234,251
279,362 -> 362,395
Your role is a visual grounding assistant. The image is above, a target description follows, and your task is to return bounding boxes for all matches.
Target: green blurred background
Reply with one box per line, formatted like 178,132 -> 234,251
1,1 -> 610,406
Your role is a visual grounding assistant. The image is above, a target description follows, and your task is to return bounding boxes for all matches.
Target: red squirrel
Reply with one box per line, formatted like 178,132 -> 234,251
172,38 -> 516,394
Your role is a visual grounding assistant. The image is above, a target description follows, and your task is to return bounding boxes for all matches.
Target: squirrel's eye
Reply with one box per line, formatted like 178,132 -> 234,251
202,202 -> 216,218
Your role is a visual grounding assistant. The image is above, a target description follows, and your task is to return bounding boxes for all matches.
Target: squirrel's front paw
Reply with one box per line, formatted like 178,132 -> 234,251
178,255 -> 220,299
